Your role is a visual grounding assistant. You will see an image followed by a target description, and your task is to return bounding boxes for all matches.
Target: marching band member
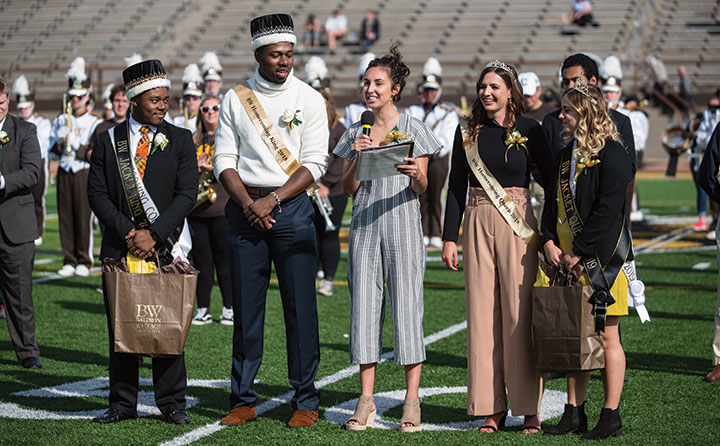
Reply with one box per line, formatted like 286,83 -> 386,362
173,63 -> 203,133
201,51 -> 224,97
405,57 -> 460,248
50,57 -> 102,277
13,75 -> 51,246
343,52 -> 375,127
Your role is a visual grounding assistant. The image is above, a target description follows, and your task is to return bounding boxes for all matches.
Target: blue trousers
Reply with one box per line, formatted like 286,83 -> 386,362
227,193 -> 320,411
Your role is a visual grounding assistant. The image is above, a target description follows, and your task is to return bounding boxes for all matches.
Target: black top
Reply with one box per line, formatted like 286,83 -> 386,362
541,138 -> 633,264
442,116 -> 554,242
319,120 -> 347,197
88,119 -> 198,260
542,107 -> 636,172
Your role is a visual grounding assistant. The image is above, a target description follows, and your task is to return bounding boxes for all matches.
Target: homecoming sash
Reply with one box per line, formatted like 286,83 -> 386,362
459,121 -> 542,251
233,83 -> 316,194
111,123 -> 191,264
558,146 -> 631,333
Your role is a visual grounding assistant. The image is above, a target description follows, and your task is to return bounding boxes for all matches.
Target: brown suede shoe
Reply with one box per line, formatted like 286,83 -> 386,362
287,409 -> 319,428
220,406 -> 257,426
705,364 -> 720,382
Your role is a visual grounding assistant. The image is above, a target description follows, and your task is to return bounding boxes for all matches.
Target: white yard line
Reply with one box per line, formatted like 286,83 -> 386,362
160,321 -> 467,446
692,262 -> 712,270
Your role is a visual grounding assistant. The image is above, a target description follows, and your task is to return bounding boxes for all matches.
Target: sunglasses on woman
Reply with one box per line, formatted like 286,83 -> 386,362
201,105 -> 220,113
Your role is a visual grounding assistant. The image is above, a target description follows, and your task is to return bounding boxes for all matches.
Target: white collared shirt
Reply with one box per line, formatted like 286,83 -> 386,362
127,115 -> 158,158
0,116 -> 5,189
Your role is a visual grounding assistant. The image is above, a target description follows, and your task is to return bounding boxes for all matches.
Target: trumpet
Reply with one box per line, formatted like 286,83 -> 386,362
63,94 -> 74,156
192,172 -> 217,212
312,189 -> 336,232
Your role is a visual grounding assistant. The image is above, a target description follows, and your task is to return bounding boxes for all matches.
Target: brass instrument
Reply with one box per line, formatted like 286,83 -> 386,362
661,126 -> 689,155
63,94 -> 74,156
192,171 -> 216,212
312,189 -> 336,232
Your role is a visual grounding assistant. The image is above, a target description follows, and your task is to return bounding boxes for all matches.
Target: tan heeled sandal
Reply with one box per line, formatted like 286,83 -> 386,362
399,397 -> 421,433
344,395 -> 376,431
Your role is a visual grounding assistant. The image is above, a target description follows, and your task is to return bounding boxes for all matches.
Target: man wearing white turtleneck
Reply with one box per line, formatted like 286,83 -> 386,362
214,13 -> 328,429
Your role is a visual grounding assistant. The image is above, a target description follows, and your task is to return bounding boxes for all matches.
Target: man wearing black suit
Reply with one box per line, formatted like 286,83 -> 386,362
0,77 -> 42,369
87,60 -> 198,425
542,53 -> 636,172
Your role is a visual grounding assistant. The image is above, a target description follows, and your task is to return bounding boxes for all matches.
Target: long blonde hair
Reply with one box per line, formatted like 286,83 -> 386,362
562,84 -> 620,157
192,95 -> 221,147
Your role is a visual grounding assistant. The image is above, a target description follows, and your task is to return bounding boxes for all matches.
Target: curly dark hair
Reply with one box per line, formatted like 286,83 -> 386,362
366,44 -> 410,103
466,62 -> 524,142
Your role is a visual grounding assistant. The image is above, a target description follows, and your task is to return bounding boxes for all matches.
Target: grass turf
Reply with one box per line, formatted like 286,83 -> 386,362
0,178 -> 719,445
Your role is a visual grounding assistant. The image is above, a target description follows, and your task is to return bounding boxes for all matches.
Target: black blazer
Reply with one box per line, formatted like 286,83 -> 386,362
0,115 -> 41,244
87,119 -> 198,260
542,108 -> 636,173
698,123 -> 720,202
542,138 -> 633,266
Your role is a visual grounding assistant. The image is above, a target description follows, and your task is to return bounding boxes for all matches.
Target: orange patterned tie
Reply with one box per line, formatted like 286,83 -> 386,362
135,126 -> 151,180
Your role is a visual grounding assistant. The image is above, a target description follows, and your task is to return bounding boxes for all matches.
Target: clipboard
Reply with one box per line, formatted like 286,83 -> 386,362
356,141 -> 415,181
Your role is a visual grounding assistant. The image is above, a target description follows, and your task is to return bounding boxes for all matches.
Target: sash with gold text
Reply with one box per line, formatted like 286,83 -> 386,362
459,121 -> 542,251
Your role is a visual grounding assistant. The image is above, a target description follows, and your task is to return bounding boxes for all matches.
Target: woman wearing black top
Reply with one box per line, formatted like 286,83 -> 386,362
441,61 -> 553,434
541,79 -> 632,440
189,95 -> 233,325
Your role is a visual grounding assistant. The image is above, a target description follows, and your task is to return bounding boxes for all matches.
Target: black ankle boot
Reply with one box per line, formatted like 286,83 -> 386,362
582,407 -> 623,440
544,402 -> 587,436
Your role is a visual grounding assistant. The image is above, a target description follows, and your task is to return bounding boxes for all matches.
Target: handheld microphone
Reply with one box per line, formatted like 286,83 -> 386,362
360,110 -> 374,137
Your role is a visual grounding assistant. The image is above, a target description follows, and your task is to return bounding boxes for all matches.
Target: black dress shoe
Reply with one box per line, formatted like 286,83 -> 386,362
92,408 -> 137,424
582,407 -> 623,440
164,409 -> 190,425
544,402 -> 587,435
21,357 -> 42,369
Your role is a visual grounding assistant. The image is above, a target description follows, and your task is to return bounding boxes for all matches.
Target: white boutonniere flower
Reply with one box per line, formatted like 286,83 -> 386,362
151,133 -> 169,154
282,109 -> 302,131
0,131 -> 10,148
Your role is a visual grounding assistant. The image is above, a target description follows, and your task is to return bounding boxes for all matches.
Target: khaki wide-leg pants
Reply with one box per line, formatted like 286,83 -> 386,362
462,187 -> 543,416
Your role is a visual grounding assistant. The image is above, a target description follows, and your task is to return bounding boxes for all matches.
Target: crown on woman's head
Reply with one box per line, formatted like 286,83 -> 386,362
572,70 -> 598,105
486,60 -> 516,78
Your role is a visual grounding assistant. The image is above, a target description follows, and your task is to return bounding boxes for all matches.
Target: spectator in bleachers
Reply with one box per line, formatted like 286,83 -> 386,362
12,75 -> 51,246
50,57 -> 102,278
569,0 -> 598,27
360,9 -> 380,51
304,14 -> 321,48
336,46 -> 441,433
325,10 -> 348,51
519,72 -> 556,123
692,96 -> 720,232
201,52 -> 224,98
442,60 -> 553,435
172,64 -> 203,134
405,57 -> 460,248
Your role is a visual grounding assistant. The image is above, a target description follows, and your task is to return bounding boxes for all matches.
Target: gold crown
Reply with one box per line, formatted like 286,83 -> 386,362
572,70 -> 598,105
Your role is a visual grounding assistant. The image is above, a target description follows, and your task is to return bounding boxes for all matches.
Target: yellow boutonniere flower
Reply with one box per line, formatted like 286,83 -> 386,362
503,129 -> 529,163
383,128 -> 411,145
0,131 -> 10,148
575,154 -> 601,179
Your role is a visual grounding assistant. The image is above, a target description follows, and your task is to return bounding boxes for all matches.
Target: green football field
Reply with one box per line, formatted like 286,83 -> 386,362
1,177 -> 719,446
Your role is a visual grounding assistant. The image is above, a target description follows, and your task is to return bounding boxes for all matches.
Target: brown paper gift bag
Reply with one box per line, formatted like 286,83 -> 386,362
532,267 -> 605,373
105,269 -> 197,357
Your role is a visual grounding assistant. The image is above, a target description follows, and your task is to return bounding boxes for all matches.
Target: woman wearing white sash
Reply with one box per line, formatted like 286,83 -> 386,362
441,61 -> 553,434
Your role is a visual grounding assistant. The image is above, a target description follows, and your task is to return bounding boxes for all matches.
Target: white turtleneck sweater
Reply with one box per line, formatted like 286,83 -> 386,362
214,68 -> 329,187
